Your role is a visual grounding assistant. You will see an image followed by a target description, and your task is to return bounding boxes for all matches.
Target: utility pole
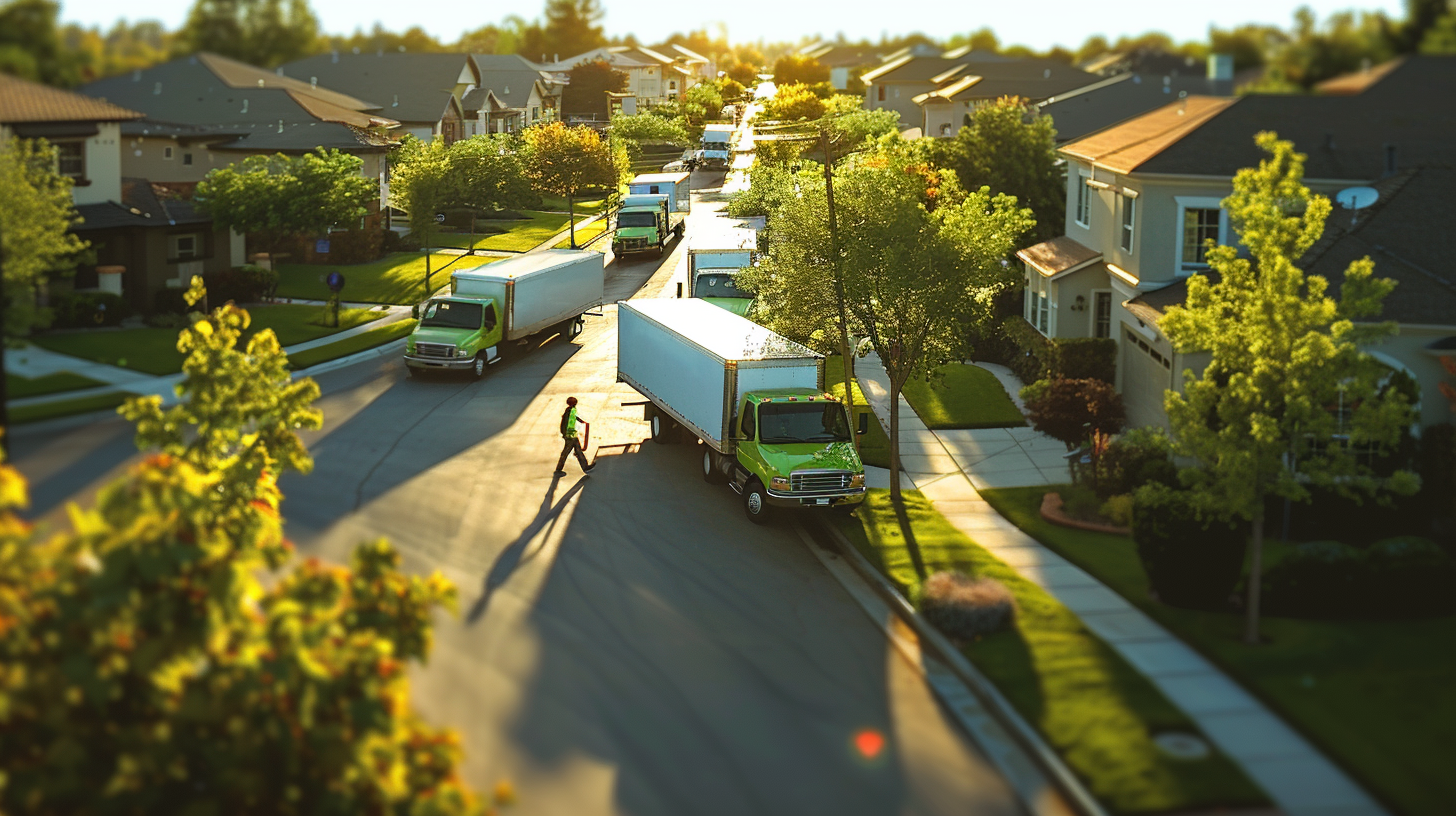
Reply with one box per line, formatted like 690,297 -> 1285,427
819,125 -> 859,456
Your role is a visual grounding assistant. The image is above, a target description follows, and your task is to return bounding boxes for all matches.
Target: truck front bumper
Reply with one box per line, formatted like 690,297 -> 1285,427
764,487 -> 866,508
404,354 -> 475,370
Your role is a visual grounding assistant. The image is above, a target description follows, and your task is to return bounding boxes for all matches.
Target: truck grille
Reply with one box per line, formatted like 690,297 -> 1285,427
791,470 -> 853,493
414,342 -> 455,359
620,237 -> 647,249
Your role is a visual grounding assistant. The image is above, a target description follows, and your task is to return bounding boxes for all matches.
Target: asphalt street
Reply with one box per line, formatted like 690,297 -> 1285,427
11,172 -> 1021,816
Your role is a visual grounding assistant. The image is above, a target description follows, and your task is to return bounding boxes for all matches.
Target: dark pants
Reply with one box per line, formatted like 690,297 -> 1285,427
556,436 -> 589,471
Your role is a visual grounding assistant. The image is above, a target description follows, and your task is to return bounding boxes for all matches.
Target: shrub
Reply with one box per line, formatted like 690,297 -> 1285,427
152,286 -> 196,316
1094,426 -> 1178,499
1002,316 -> 1053,384
206,264 -> 278,304
49,291 -> 131,328
1132,484 -> 1245,609
1101,493 -> 1135,527
1262,536 -> 1456,618
1023,377 -> 1126,449
919,571 -> 1016,640
1265,486 -> 1426,546
1418,422 -> 1455,528
1052,337 -> 1116,384
146,312 -> 188,329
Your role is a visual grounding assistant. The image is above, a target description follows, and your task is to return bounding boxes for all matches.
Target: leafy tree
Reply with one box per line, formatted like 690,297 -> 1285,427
609,112 -> 690,164
1420,10 -> 1456,53
0,0 -> 80,85
449,133 -> 535,221
946,27 -> 1001,53
927,96 -> 1063,244
1021,378 -> 1126,450
1264,7 -> 1396,88
195,148 -> 375,259
0,137 -> 88,442
385,136 -> 453,295
173,0 -> 321,69
762,83 -> 826,121
772,53 -> 829,85
0,279 -> 503,814
520,0 -> 606,62
560,58 -> 628,121
1161,133 -> 1417,644
725,60 -> 759,86
1209,24 -> 1291,71
322,23 -> 443,55
521,121 -> 627,248
683,80 -> 725,128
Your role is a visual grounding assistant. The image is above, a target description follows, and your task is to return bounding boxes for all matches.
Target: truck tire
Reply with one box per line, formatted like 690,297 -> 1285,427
472,353 -> 487,380
743,478 -> 771,524
567,316 -> 584,341
702,447 -> 727,484
650,413 -> 675,444
674,222 -> 685,240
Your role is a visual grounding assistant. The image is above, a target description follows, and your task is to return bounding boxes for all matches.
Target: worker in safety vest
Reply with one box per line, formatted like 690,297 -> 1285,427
554,396 -> 595,476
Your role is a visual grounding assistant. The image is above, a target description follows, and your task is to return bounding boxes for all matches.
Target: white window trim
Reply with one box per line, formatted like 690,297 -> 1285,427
1119,192 -> 1137,254
1173,195 -> 1229,276
1074,167 -> 1091,227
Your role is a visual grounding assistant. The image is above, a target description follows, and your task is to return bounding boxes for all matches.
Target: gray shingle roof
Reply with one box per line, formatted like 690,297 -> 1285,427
280,52 -> 475,124
469,54 -> 554,111
1037,73 -> 1234,143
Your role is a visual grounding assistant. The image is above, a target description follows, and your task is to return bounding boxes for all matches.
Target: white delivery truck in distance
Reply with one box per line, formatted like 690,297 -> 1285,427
699,123 -> 733,169
617,298 -> 867,523
404,250 -> 603,378
684,223 -> 758,315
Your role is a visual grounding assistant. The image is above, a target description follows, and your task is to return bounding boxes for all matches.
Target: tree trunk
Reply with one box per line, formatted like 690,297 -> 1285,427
1244,506 -> 1266,644
567,193 -> 577,249
837,339 -> 858,456
423,223 -> 432,298
888,378 -> 902,505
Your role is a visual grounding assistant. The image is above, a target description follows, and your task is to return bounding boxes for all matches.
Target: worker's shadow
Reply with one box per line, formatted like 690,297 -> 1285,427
466,476 -> 587,624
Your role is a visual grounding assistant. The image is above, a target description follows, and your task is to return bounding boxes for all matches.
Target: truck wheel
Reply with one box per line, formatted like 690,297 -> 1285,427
472,353 -> 487,380
743,479 -> 771,524
702,447 -> 727,484
675,222 -> 685,240
567,317 -> 584,341
650,413 -> 675,444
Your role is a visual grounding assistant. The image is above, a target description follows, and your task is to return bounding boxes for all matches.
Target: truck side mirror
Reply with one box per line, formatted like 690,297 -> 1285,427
857,412 -> 869,436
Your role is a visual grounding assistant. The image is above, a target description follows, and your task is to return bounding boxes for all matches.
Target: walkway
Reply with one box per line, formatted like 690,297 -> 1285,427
851,353 -> 1386,816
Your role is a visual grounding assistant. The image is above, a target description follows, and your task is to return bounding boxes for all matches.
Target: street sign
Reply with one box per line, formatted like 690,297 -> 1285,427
315,239 -> 330,254
434,212 -> 447,223
326,271 -> 345,293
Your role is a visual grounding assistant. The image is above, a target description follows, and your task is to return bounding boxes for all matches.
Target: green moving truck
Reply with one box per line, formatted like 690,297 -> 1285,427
404,250 -> 604,378
613,172 -> 691,257
617,298 -> 867,523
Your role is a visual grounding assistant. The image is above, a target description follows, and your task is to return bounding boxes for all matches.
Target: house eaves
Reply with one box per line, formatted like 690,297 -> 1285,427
1060,96 -> 1235,174
862,55 -> 913,83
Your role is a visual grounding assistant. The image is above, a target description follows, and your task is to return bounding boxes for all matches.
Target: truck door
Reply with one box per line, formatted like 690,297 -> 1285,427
735,400 -> 768,483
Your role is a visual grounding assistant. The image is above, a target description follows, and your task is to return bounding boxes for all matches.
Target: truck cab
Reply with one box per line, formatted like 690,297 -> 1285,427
731,389 -> 866,512
613,199 -> 672,256
405,296 -> 501,378
691,267 -> 752,315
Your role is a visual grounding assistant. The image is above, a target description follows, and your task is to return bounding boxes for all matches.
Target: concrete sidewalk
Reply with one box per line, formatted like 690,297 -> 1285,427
851,352 -> 1386,816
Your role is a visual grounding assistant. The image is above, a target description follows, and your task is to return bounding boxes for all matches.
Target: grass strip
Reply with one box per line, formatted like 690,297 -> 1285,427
7,372 -> 104,399
422,211 -> 580,253
981,484 -> 1456,816
275,252 -> 466,304
536,195 -> 607,214
553,220 -> 609,250
902,363 -> 1025,429
824,360 -> 889,468
11,390 -> 130,425
836,489 -> 1268,814
287,319 -> 416,371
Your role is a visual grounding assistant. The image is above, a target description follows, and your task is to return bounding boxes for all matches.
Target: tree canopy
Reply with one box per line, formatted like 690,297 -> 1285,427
519,0 -> 607,62
1161,132 -> 1416,643
194,148 -> 376,255
172,0 -> 320,69
761,83 -> 826,122
521,121 -> 627,246
560,58 -> 628,120
772,53 -> 829,86
0,137 -> 86,338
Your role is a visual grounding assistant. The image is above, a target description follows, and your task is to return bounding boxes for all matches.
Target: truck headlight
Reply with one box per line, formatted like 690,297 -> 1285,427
456,348 -> 470,358
850,473 -> 865,488
770,476 -> 790,490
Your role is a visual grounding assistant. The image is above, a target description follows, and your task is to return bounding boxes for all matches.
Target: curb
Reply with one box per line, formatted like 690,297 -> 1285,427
804,516 -> 1108,816
288,337 -> 408,378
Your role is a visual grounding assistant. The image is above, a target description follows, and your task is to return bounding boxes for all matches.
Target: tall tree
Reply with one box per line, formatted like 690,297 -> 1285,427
521,121 -> 627,248
520,0 -> 606,61
771,54 -> 829,86
173,0 -> 321,68
0,279 -> 504,814
927,96 -> 1063,244
448,133 -> 535,242
0,0 -> 80,85
1161,133 -> 1417,645
0,137 -> 88,443
195,148 -> 375,259
560,59 -> 628,121
384,136 -> 453,295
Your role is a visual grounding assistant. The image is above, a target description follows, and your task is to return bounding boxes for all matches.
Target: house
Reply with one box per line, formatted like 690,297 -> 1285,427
863,50 -> 1098,134
79,53 -> 398,201
280,52 -> 478,144
1,73 -> 243,312
799,42 -> 883,90
655,43 -> 715,80
1016,56 -> 1456,432
547,46 -> 698,108
1035,57 -> 1235,144
463,54 -> 563,136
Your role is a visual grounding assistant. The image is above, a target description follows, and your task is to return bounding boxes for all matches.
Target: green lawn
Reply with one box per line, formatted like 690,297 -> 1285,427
11,390 -> 129,424
288,319 -> 416,371
7,371 -> 103,399
537,195 -> 608,214
902,363 -> 1025,429
554,220 -> 610,250
422,211 -> 591,253
32,305 -> 385,376
825,360 -> 890,468
835,490 -> 1266,814
275,252 -> 465,304
980,485 -> 1456,816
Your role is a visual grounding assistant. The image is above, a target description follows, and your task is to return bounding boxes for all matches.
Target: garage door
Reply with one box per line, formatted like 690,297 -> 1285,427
1120,328 -> 1175,430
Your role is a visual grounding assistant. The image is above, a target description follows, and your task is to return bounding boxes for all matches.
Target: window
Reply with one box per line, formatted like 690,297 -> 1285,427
183,152 -> 193,166
164,146 -> 174,160
170,233 -> 199,260
1181,208 -> 1220,265
668,80 -> 677,92
1094,291 -> 1112,338
1119,193 -> 1136,252
1074,170 -> 1091,226
483,304 -> 498,331
531,106 -> 539,121
1026,276 -> 1050,335
739,404 -> 756,440
55,142 -> 84,179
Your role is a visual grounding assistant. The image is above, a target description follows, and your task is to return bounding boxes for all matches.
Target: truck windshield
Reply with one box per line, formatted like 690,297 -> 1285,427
421,300 -> 482,330
695,274 -> 743,295
757,403 -> 851,444
618,211 -> 658,228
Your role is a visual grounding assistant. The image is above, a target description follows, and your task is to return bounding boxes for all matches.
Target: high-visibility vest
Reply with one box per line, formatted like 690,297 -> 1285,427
564,406 -> 579,438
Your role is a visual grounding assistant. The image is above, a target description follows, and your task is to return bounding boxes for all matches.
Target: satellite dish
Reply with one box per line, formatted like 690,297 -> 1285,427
1336,186 -> 1379,210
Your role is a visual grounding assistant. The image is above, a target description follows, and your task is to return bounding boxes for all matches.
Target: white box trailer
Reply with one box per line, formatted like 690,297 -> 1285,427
627,172 -> 691,214
451,250 -> 604,341
687,224 -> 757,280
617,298 -> 822,452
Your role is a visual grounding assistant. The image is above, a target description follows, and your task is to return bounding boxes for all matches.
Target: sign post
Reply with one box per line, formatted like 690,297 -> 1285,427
326,271 -> 345,327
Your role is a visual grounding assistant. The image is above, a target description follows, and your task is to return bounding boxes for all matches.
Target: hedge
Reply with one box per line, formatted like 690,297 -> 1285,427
1000,317 -> 1116,384
1131,484 -> 1245,609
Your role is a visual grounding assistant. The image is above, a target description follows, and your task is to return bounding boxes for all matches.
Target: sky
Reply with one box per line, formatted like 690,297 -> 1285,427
58,0 -> 1406,51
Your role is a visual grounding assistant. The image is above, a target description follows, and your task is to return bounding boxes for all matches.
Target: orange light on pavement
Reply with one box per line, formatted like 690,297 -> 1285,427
853,728 -> 885,760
